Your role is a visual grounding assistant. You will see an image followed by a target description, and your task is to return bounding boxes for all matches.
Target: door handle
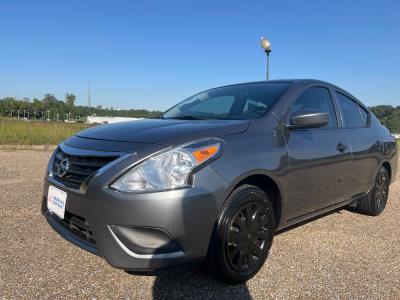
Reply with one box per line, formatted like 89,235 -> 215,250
336,143 -> 347,153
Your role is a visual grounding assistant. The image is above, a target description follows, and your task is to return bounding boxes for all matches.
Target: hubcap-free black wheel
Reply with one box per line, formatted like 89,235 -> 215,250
226,202 -> 270,272
374,168 -> 389,210
207,184 -> 275,283
356,166 -> 390,216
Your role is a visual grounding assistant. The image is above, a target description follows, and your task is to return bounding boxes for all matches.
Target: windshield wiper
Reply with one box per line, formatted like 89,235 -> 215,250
164,115 -> 213,120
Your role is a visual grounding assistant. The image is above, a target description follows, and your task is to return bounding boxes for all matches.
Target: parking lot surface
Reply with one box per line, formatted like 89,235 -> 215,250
0,150 -> 399,299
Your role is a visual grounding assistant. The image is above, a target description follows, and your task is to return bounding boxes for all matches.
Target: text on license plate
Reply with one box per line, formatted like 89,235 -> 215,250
47,185 -> 67,219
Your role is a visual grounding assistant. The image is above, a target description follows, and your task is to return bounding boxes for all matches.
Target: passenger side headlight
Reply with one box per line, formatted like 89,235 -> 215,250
110,139 -> 223,192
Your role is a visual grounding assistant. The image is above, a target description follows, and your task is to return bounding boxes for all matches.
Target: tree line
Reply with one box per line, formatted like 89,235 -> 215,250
0,94 -> 399,132
0,94 -> 163,121
369,105 -> 400,133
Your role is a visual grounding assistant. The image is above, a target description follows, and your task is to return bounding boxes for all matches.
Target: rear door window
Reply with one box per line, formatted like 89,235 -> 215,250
336,92 -> 363,128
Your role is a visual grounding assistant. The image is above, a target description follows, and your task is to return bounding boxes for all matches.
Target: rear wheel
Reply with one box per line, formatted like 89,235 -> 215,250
356,166 -> 389,216
207,184 -> 275,283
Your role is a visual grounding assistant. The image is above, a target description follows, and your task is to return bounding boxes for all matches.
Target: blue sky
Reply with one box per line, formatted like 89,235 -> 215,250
0,0 -> 399,110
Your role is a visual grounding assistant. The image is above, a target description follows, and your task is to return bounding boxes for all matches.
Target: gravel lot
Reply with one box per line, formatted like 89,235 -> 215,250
1,150 -> 399,299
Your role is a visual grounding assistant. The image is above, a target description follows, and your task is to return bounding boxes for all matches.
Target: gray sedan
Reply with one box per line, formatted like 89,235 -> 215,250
42,79 -> 398,283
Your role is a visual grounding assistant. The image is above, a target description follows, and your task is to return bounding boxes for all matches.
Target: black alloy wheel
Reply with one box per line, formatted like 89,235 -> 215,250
356,166 -> 390,216
374,168 -> 389,211
226,202 -> 270,272
207,184 -> 275,283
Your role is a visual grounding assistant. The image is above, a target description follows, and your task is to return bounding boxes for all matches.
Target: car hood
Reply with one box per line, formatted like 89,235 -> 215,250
75,118 -> 250,145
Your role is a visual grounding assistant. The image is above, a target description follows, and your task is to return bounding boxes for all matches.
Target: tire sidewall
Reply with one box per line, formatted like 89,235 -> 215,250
210,185 -> 275,283
370,166 -> 389,215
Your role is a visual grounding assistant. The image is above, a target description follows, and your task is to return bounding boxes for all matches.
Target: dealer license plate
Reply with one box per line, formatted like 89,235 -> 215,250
47,185 -> 67,219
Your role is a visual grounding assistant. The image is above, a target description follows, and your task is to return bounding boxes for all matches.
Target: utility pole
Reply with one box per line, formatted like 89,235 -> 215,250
88,81 -> 91,108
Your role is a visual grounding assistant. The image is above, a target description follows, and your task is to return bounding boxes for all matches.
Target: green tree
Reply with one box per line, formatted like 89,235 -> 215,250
42,93 -> 58,111
65,93 -> 76,111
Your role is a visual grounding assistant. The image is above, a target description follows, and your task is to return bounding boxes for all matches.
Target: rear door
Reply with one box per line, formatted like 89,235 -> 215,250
284,85 -> 352,220
334,91 -> 379,196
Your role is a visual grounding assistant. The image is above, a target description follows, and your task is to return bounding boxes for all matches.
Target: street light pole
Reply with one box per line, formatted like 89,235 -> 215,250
260,37 -> 272,80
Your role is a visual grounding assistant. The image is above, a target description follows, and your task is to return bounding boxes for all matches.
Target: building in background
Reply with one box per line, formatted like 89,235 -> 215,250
87,115 -> 143,124
391,133 -> 400,139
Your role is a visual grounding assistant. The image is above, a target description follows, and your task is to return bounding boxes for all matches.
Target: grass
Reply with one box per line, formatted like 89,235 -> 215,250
0,118 -> 91,145
1,117 -> 399,147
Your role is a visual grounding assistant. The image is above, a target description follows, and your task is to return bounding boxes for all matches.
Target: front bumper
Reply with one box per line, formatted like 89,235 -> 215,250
42,146 -> 228,271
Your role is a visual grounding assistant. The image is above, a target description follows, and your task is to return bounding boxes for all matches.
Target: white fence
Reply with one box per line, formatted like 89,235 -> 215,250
392,133 -> 400,139
87,116 -> 143,124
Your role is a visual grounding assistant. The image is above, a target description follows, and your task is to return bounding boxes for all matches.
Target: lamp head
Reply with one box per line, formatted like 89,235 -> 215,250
260,37 -> 271,53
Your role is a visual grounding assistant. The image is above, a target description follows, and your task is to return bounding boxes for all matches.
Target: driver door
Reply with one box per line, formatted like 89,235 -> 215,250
284,86 -> 352,220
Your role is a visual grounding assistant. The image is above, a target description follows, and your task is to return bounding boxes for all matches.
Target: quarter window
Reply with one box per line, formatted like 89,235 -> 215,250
336,93 -> 363,128
358,105 -> 369,127
290,87 -> 337,128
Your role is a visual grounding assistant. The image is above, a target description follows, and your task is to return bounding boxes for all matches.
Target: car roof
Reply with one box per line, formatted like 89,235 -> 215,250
217,79 -> 356,97
211,79 -> 367,109
211,79 -> 334,89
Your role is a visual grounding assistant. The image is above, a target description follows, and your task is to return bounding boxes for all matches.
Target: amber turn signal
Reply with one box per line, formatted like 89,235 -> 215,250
192,145 -> 220,164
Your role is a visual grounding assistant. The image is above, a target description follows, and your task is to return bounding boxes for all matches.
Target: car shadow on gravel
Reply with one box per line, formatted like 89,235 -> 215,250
151,266 -> 251,300
127,266 -> 251,299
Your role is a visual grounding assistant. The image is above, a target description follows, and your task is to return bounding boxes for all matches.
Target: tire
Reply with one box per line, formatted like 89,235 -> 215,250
207,184 -> 275,284
356,166 -> 390,216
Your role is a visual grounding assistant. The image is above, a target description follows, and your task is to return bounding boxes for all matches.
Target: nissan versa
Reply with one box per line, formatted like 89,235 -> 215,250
42,79 -> 398,283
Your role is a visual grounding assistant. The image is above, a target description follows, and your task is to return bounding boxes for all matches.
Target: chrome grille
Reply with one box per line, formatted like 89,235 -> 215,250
52,148 -> 118,189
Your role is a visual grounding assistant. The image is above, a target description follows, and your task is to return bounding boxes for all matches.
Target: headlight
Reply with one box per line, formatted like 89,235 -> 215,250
110,139 -> 223,192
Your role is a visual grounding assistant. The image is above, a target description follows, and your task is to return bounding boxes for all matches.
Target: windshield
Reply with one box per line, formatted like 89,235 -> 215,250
162,82 -> 290,120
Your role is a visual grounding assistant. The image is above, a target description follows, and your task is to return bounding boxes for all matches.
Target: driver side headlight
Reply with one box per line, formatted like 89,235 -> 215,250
110,139 -> 223,192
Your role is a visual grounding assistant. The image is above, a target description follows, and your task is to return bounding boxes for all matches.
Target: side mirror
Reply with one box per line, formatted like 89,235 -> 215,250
287,110 -> 329,129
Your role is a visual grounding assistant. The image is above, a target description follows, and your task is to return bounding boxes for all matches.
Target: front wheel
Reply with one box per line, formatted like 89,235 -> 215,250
356,166 -> 390,216
207,184 -> 275,284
